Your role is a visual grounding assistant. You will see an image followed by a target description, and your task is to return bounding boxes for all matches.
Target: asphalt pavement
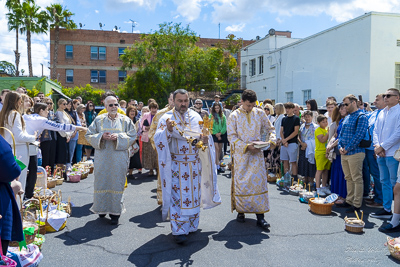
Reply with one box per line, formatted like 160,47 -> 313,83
38,156 -> 400,267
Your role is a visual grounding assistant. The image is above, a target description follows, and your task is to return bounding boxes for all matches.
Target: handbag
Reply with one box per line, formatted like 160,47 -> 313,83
0,238 -> 17,267
355,114 -> 372,148
128,143 -> 140,157
394,147 -> 400,161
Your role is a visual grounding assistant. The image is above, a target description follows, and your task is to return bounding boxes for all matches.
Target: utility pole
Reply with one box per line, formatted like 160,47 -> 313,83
40,63 -> 43,77
129,19 -> 137,33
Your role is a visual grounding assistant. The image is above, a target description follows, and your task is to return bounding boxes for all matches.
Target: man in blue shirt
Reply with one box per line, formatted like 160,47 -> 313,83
363,94 -> 384,209
337,94 -> 369,213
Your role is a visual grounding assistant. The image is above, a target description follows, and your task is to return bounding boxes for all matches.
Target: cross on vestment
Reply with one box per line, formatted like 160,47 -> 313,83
171,212 -> 180,220
183,198 -> 192,207
158,142 -> 165,150
182,172 -> 190,180
180,146 -> 189,154
192,171 -> 198,178
161,162 -> 166,168
183,186 -> 190,193
172,184 -> 180,193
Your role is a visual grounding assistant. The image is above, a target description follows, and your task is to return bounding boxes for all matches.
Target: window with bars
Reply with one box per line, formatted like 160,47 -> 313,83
303,89 -> 311,105
66,69 -> 73,83
396,63 -> 400,90
91,46 -> 106,60
65,45 -> 73,59
286,92 -> 293,102
91,70 -> 106,83
249,59 -> 256,76
258,56 -> 264,74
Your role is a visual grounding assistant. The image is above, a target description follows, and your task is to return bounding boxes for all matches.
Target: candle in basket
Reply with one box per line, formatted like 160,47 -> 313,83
39,198 -> 43,217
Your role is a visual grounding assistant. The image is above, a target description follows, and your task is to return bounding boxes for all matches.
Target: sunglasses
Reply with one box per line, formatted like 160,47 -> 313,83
264,108 -> 269,111
89,105 -> 93,107
195,103 -> 202,105
62,103 -> 67,106
382,94 -> 396,98
108,103 -> 119,107
46,102 -> 52,105
133,104 -> 138,106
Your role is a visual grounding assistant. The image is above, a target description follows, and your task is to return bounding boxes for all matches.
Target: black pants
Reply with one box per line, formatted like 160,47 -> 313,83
25,155 -> 37,198
41,139 -> 56,174
1,240 -> 9,255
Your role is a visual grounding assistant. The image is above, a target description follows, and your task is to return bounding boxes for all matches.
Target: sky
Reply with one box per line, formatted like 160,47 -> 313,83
1,0 -> 400,77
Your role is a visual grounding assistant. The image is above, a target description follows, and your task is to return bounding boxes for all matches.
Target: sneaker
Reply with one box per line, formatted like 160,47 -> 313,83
365,202 -> 383,208
322,187 -> 331,195
316,189 -> 326,197
378,223 -> 400,233
370,208 -> 393,219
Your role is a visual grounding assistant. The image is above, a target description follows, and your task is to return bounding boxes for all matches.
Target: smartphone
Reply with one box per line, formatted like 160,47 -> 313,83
358,95 -> 363,103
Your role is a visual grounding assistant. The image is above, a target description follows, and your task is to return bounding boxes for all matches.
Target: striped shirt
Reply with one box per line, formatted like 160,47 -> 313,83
338,109 -> 368,155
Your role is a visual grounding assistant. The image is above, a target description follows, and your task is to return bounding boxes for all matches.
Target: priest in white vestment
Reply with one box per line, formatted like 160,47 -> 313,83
85,96 -> 137,225
154,89 -> 221,244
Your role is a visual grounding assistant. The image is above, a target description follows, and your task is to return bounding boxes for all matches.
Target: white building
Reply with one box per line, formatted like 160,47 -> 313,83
241,12 -> 400,106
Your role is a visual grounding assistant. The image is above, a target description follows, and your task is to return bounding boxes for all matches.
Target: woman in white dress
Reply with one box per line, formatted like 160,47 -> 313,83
0,91 -> 37,198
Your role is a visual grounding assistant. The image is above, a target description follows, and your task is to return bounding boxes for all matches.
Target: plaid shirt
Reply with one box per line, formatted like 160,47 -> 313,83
338,109 -> 368,155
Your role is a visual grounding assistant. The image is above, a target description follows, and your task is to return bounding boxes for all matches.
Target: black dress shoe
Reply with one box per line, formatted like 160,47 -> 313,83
236,213 -> 245,223
174,235 -> 187,244
336,201 -> 351,208
257,219 -> 271,230
345,206 -> 361,213
98,214 -> 106,218
379,223 -> 400,233
109,214 -> 120,225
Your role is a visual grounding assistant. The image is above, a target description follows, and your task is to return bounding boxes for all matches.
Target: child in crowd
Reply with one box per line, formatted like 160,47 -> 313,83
314,115 -> 331,196
280,102 -> 301,180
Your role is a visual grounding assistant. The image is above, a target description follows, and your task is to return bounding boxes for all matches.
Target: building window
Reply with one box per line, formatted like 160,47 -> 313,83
303,89 -> 311,105
286,92 -> 293,102
118,71 -> 127,82
65,45 -> 73,59
118,47 -> 126,58
258,56 -> 264,74
66,69 -> 73,83
396,63 -> 400,90
249,59 -> 256,76
90,46 -> 106,60
90,70 -> 106,83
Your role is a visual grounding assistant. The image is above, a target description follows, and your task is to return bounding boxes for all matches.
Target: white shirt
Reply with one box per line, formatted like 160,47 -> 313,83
324,111 -> 332,125
274,114 -> 285,140
373,104 -> 400,157
23,113 -> 76,136
3,111 -> 36,147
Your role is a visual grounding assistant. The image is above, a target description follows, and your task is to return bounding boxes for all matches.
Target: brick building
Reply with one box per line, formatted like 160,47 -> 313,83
50,29 -> 255,90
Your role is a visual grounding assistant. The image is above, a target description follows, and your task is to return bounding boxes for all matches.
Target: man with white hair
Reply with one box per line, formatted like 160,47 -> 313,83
85,96 -> 137,225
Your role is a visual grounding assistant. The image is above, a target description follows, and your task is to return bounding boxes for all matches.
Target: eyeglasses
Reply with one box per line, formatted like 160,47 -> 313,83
46,102 -> 52,105
89,105 -> 93,107
343,103 -> 350,106
108,103 -> 119,107
382,94 -> 396,98
133,104 -> 138,106
195,103 -> 202,105
264,108 -> 269,111
62,103 -> 67,106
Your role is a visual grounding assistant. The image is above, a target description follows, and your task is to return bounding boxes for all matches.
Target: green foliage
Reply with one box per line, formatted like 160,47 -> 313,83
0,61 -> 16,76
61,84 -> 105,105
46,3 -> 77,30
120,22 -> 243,107
27,87 -> 39,98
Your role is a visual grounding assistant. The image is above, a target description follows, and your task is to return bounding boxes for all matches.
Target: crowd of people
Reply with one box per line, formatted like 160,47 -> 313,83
1,86 -> 400,249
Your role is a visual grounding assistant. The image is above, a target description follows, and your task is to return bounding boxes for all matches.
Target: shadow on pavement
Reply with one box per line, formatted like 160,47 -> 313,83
129,206 -> 164,229
55,218 -> 118,245
332,206 -> 377,229
213,219 -> 270,250
127,174 -> 156,185
70,203 -> 92,218
127,230 -> 217,267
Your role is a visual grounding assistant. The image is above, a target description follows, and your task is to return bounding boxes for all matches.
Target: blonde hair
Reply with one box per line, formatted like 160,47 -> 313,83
274,103 -> 285,116
264,104 -> 274,115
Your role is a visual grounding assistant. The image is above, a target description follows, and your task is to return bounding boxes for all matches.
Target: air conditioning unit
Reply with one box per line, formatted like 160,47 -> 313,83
91,79 -> 98,83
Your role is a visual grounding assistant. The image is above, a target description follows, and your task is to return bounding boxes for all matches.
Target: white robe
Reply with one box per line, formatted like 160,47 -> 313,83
154,108 -> 221,234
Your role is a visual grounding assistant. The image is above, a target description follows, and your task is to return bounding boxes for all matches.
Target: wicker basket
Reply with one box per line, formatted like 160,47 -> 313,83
47,179 -> 56,189
58,190 -> 72,216
44,195 -> 67,233
267,168 -> 277,183
308,198 -> 334,215
387,237 -> 400,261
89,166 -> 94,174
344,216 -> 365,233
9,211 -> 39,247
77,130 -> 90,146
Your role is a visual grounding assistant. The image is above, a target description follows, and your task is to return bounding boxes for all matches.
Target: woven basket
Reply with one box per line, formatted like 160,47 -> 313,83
77,130 -> 90,146
44,195 -> 67,233
345,223 -> 365,233
387,237 -> 400,261
58,190 -> 72,216
9,211 -> 38,247
267,168 -> 277,183
308,198 -> 334,215
89,166 -> 94,174
47,179 -> 56,188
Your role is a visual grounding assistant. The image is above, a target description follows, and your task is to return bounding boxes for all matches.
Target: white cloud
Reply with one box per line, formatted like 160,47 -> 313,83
275,17 -> 284,24
95,10 -> 99,13
107,0 -> 162,11
173,14 -> 180,19
225,23 -> 246,32
172,0 -> 202,22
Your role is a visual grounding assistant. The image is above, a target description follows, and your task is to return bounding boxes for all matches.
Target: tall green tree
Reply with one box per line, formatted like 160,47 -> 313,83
0,61 -> 17,76
6,0 -> 23,77
120,22 -> 239,105
46,3 -> 76,80
19,0 -> 49,77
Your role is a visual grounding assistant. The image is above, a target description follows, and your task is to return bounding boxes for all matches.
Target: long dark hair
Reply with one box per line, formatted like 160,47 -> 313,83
211,103 -> 223,123
0,91 -> 24,136
306,99 -> 318,112
85,101 -> 95,113
126,105 -> 138,123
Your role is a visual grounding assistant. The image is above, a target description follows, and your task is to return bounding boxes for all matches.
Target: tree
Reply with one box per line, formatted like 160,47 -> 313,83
46,4 -> 77,80
120,22 -> 239,105
6,0 -> 23,77
19,0 -> 49,77
0,61 -> 17,76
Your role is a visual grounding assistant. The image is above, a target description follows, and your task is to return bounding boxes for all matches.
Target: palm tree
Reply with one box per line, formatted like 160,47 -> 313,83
19,0 -> 49,77
46,4 -> 77,80
6,0 -> 23,77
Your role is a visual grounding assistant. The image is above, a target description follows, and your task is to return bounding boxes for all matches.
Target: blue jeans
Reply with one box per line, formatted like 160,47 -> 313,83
377,156 -> 399,211
68,140 -> 77,167
363,150 -> 383,204
75,144 -> 83,163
